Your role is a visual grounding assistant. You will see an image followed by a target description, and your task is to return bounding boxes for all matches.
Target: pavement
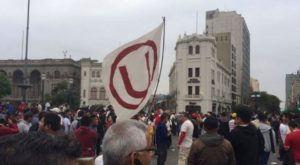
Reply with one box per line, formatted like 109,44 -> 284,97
151,135 -> 282,165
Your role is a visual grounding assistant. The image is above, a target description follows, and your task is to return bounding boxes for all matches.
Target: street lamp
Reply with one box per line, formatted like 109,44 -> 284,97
251,93 -> 261,111
68,78 -> 74,109
18,0 -> 32,102
41,73 -> 46,104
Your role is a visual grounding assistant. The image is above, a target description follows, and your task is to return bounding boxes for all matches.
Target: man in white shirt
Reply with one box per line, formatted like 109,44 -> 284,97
279,112 -> 291,162
177,112 -> 194,165
17,112 -> 32,133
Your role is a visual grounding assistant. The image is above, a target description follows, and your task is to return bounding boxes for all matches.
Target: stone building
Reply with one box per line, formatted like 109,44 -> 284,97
206,9 -> 250,104
286,70 -> 300,109
0,58 -> 80,104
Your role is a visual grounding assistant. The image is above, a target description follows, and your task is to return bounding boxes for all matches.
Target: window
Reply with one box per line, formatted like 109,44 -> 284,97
217,90 -> 220,97
195,45 -> 200,54
84,71 -> 86,76
188,86 -> 193,95
54,71 -> 60,79
211,69 -> 215,84
99,87 -> 106,100
211,87 -> 215,97
211,48 -> 215,57
92,71 -> 95,77
195,86 -> 200,95
188,46 -> 193,55
217,71 -> 220,82
97,71 -> 100,77
90,87 -> 97,99
83,89 -> 86,98
195,68 -> 200,77
188,68 -> 193,77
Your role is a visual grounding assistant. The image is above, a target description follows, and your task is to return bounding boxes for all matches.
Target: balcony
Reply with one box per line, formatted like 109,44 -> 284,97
185,94 -> 202,101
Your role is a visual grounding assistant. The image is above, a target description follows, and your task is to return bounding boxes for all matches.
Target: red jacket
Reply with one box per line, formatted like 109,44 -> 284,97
0,124 -> 19,136
75,126 -> 97,157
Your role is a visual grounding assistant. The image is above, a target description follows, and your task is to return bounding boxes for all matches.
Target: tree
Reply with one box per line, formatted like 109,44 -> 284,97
250,91 -> 281,114
0,73 -> 11,99
50,81 -> 80,109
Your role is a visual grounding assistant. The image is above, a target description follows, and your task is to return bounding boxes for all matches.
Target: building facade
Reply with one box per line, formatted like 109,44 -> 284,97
206,9 -> 250,104
286,71 -> 300,109
0,59 -> 80,103
213,32 -> 238,106
250,77 -> 260,92
80,58 -> 109,106
169,33 -> 231,114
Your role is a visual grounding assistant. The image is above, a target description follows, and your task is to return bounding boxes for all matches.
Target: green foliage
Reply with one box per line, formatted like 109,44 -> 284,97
251,91 -> 281,114
50,81 -> 80,109
0,73 -> 11,99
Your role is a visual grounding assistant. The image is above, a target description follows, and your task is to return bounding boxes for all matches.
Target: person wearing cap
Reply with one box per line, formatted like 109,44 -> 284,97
229,113 -> 236,132
188,116 -> 235,165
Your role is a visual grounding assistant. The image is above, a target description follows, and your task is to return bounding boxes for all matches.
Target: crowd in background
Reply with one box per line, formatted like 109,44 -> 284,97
1,101 -> 300,165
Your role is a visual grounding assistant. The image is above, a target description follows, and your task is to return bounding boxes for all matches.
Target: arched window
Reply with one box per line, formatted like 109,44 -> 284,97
90,87 -> 97,99
99,87 -> 106,100
92,71 -> 95,77
97,71 -> 100,77
29,70 -> 41,99
188,46 -> 193,55
54,70 -> 60,79
12,70 -> 24,98
0,70 -> 7,76
195,45 -> 200,54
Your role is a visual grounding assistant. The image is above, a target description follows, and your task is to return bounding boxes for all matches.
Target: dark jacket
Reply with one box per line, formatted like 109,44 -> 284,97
155,122 -> 169,145
229,124 -> 264,165
188,133 -> 235,165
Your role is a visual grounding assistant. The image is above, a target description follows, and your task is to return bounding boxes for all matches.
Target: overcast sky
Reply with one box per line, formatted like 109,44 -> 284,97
1,0 -> 300,106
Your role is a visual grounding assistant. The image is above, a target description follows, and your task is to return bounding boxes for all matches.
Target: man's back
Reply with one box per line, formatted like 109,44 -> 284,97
229,124 -> 263,165
75,126 -> 97,157
188,133 -> 235,165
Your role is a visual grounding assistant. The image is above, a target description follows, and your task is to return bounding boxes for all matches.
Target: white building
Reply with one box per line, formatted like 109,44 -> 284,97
206,9 -> 250,104
169,33 -> 231,114
80,58 -> 109,106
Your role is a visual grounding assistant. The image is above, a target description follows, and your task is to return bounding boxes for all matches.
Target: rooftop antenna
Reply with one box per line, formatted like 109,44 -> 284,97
63,50 -> 68,59
196,10 -> 198,34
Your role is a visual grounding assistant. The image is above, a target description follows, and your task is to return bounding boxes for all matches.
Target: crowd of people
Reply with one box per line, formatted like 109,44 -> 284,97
1,101 -> 300,165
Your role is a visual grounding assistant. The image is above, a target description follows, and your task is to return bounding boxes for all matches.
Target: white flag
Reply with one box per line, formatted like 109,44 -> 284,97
103,23 -> 163,121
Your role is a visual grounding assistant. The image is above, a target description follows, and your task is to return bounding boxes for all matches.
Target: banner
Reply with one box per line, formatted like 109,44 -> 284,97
103,23 -> 163,121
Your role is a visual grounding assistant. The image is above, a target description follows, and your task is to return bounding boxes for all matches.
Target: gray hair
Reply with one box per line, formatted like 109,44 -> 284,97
102,120 -> 148,165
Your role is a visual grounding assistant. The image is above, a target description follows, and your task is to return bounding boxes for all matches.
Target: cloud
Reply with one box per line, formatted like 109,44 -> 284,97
1,0 -> 300,103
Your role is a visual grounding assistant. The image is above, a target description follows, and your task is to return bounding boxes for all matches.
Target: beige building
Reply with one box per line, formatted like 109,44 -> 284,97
250,78 -> 260,92
206,9 -> 250,104
286,71 -> 300,109
169,33 -> 231,114
80,58 -> 109,106
0,59 -> 80,103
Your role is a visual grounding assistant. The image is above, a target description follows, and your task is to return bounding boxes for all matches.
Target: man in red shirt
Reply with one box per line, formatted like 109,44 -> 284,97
0,118 -> 19,136
285,120 -> 300,165
75,116 -> 97,157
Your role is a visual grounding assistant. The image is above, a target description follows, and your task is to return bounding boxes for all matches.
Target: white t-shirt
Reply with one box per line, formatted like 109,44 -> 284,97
279,123 -> 290,142
229,119 -> 236,132
180,119 -> 194,148
64,117 -> 71,134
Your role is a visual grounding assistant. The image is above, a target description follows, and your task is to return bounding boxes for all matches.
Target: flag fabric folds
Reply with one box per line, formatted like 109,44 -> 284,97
103,23 -> 163,121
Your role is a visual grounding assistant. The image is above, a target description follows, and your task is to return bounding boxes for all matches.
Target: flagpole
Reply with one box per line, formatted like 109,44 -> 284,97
148,17 -> 166,114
